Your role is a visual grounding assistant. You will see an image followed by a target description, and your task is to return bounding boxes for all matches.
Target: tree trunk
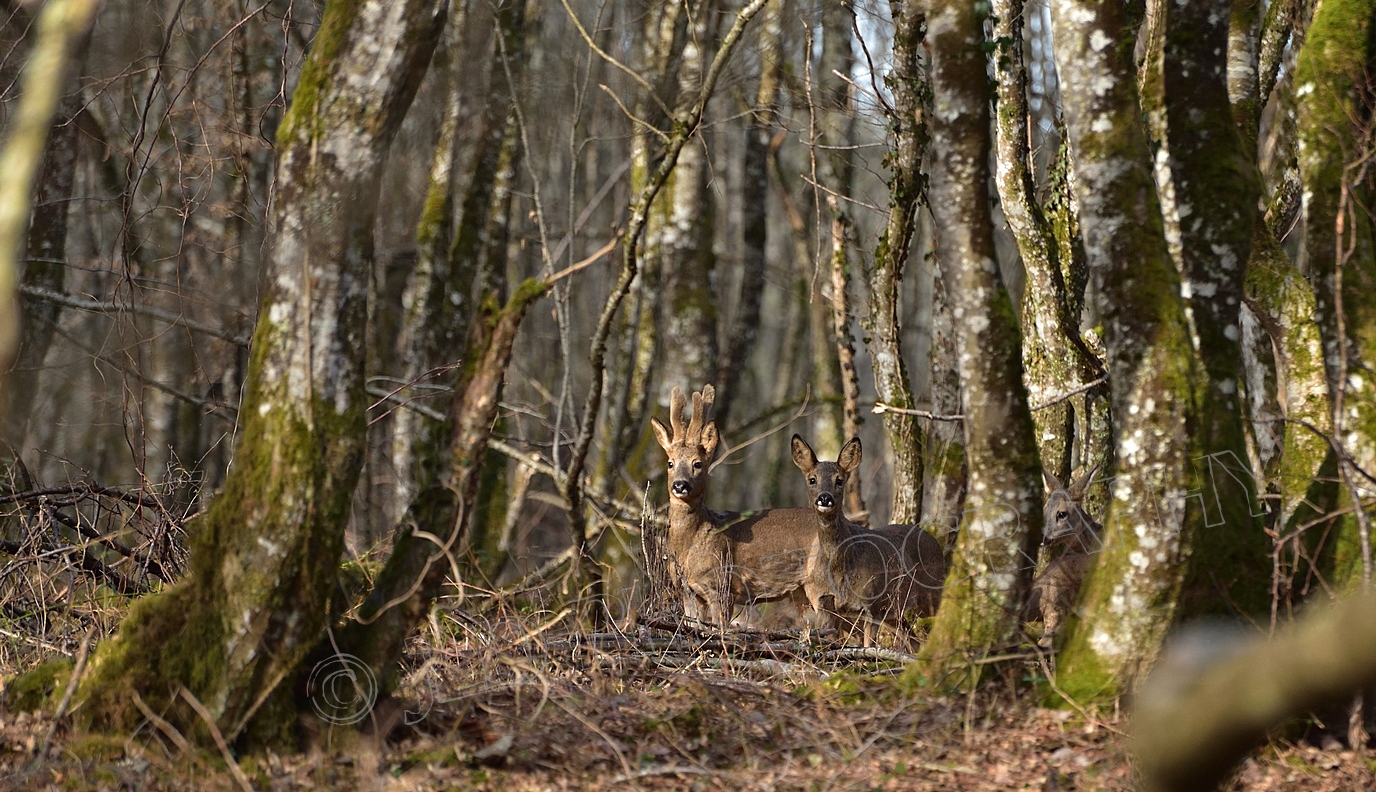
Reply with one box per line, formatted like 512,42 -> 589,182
910,0 -> 1043,687
1048,0 -> 1210,700
1294,0 -> 1376,591
866,0 -> 926,526
4,89 -> 81,447
1159,0 -> 1270,619
713,0 -> 782,433
389,1 -> 471,529
990,0 -> 1108,485
76,0 -> 446,745
921,237 -> 969,542
330,278 -> 547,695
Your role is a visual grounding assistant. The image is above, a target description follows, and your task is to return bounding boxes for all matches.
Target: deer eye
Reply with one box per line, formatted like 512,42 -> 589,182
808,477 -> 816,486
693,461 -> 703,470
667,461 -> 674,469
1057,510 -> 1068,520
835,477 -> 844,486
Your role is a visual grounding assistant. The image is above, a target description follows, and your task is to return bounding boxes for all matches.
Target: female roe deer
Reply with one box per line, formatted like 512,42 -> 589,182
1026,465 -> 1103,646
791,434 -> 946,648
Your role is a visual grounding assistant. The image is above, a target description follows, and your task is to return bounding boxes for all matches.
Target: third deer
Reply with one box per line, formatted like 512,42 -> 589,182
1026,464 -> 1103,647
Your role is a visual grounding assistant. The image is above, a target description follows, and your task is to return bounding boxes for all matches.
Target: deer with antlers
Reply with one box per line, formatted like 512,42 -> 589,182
791,434 -> 946,648
1026,464 -> 1103,647
650,384 -> 824,627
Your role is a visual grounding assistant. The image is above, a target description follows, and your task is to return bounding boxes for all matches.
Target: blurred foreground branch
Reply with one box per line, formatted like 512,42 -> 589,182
1134,591 -> 1376,792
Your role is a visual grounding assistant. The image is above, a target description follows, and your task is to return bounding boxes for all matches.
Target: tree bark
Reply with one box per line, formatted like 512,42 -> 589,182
1158,0 -> 1270,618
1049,0 -> 1211,700
910,0 -> 1043,687
990,0 -> 1108,484
866,0 -> 927,526
76,0 -> 446,744
1294,0 -> 1376,590
713,0 -> 782,433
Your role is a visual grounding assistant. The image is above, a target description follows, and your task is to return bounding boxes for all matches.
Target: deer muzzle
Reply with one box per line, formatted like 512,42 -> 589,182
671,479 -> 693,498
815,492 -> 836,514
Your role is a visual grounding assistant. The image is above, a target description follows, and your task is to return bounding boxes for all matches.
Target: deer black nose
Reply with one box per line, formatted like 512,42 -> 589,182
816,492 -> 835,509
672,480 -> 692,497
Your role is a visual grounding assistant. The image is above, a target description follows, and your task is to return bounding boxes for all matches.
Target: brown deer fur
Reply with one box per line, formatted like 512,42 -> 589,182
791,434 -> 946,648
1026,465 -> 1103,646
650,385 -> 823,627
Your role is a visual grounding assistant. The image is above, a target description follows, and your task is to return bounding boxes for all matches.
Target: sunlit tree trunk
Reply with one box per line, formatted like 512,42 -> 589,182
990,0 -> 1108,484
1049,0 -> 1210,700
76,0 -> 446,745
1294,0 -> 1376,590
910,0 -> 1043,687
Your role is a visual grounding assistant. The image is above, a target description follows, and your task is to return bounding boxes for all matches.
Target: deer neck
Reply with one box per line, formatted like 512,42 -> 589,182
667,497 -> 717,556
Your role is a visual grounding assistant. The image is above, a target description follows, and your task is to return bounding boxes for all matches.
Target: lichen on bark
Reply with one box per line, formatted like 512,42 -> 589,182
75,0 -> 447,745
1294,0 -> 1376,590
907,0 -> 1043,688
1048,0 -> 1215,702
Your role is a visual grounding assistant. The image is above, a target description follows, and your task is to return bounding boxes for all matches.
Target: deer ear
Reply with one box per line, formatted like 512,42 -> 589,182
1043,467 -> 1063,491
650,417 -> 672,452
701,421 -> 720,460
839,437 -> 862,473
1069,463 -> 1101,499
791,434 -> 815,472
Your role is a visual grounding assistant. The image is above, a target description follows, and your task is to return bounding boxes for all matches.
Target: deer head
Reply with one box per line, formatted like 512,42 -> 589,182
1042,463 -> 1101,547
650,385 -> 720,504
791,434 -> 861,518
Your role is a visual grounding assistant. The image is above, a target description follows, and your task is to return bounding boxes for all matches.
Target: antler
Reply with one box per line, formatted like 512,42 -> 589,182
686,384 -> 716,443
668,386 -> 688,441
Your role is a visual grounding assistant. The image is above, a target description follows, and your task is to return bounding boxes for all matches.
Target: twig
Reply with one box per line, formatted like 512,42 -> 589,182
1029,377 -> 1108,411
178,687 -> 254,792
19,284 -> 250,346
132,690 -> 191,754
30,623 -> 96,769
544,233 -> 621,284
709,388 -> 812,473
872,402 -> 965,421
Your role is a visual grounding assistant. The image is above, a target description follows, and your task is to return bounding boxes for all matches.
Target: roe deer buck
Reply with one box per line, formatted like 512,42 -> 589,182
1026,464 -> 1103,647
791,434 -> 946,648
649,385 -> 823,627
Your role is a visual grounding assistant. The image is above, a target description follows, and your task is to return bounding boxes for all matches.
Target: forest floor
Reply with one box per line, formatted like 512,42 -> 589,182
2,617 -> 1374,791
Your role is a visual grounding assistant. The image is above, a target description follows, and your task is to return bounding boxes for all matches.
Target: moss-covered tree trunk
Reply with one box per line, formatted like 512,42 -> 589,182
990,0 -> 1108,483
1294,0 -> 1376,590
76,0 -> 446,744
330,278 -> 547,694
657,0 -> 722,403
866,1 -> 926,526
389,0 -> 470,528
1156,0 -> 1271,618
596,0 -> 686,483
818,1 -> 864,515
909,0 -> 1042,688
1048,0 -> 1209,700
